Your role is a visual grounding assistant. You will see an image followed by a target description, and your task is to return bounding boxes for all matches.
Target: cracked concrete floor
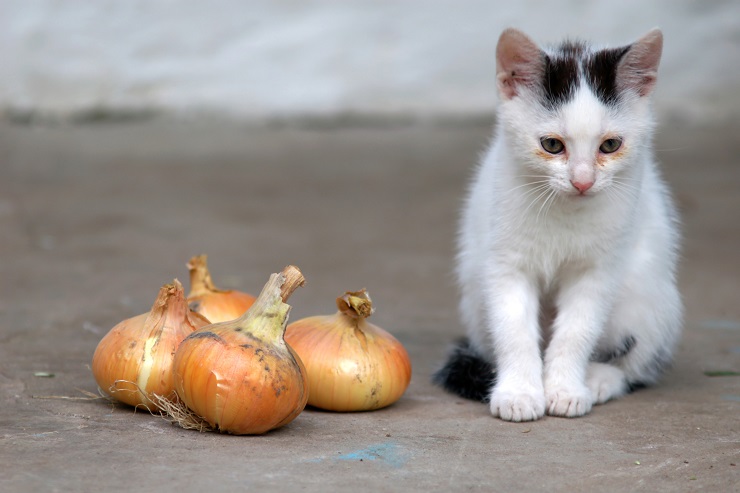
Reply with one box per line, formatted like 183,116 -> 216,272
0,119 -> 738,492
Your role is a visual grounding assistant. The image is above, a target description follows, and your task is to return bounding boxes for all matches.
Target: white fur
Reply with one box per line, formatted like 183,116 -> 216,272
457,39 -> 682,421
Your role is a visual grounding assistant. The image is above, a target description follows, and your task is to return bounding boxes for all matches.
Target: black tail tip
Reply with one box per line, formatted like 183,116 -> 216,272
432,337 -> 495,403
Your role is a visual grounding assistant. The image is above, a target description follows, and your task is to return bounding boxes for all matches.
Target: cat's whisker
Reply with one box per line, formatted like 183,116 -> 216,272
522,186 -> 552,218
605,185 -> 629,203
516,183 -> 550,201
612,177 -> 641,190
546,189 -> 562,216
603,187 -> 621,207
508,180 -> 551,193
613,186 -> 640,198
536,188 -> 558,222
517,190 -> 550,213
508,176 -> 552,188
611,176 -> 640,189
501,183 -> 549,209
613,175 -> 638,181
610,181 -> 640,200
518,184 -> 551,205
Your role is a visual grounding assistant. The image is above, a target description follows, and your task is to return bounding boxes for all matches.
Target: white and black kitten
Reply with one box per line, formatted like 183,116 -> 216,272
434,28 -> 682,421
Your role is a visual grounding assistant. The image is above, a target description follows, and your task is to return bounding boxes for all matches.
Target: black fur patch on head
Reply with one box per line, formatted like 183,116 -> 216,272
541,41 -> 584,109
432,337 -> 495,403
585,46 -> 631,105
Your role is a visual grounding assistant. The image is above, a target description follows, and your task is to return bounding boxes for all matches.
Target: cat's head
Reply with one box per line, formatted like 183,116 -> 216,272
495,28 -> 662,197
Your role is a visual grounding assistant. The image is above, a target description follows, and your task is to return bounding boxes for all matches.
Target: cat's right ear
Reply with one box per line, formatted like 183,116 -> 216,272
496,29 -> 544,100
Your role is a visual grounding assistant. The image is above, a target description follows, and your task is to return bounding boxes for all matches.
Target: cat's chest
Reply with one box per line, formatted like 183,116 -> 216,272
494,200 -> 627,273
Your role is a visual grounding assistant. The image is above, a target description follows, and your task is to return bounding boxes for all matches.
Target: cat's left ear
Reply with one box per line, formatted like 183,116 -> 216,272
618,28 -> 663,97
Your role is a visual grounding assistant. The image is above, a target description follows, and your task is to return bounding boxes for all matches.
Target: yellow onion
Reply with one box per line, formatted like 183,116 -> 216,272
173,265 -> 308,435
285,289 -> 412,412
91,280 -> 210,410
186,254 -> 256,323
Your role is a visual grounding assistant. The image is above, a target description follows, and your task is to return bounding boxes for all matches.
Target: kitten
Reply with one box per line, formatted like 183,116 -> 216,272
434,28 -> 682,421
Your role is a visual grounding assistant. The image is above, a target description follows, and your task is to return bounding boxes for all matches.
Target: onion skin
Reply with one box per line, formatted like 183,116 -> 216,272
173,266 -> 308,435
91,280 -> 209,410
285,290 -> 412,412
186,254 -> 256,323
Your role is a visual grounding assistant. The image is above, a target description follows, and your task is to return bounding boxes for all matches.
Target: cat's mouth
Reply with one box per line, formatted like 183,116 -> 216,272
564,188 -> 596,199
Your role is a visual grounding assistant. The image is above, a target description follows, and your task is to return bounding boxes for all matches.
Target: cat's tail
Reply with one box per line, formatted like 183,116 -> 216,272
432,337 -> 495,403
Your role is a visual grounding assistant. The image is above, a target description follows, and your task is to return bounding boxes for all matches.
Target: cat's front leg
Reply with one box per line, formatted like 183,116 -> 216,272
485,271 -> 545,421
544,268 -> 615,417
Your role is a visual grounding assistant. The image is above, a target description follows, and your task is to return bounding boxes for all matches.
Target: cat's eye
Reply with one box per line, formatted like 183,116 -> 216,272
540,137 -> 565,154
599,138 -> 622,154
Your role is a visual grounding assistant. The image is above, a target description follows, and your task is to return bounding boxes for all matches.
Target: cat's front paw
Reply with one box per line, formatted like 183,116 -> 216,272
489,388 -> 546,422
545,385 -> 592,417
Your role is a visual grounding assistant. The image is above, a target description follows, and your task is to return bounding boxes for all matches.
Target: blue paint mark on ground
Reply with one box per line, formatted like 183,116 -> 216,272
336,442 -> 409,468
700,320 -> 740,330
305,441 -> 410,469
721,395 -> 740,402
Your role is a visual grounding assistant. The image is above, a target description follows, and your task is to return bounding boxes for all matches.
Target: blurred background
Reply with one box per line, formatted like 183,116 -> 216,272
2,3 -> 740,491
2,0 -> 739,125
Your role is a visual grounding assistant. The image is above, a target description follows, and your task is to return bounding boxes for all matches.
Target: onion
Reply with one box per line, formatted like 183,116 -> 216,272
91,280 -> 210,410
285,289 -> 412,412
186,254 -> 256,323
172,265 -> 308,434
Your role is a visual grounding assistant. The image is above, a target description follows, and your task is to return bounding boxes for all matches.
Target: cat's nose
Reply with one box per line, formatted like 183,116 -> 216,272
571,180 -> 594,194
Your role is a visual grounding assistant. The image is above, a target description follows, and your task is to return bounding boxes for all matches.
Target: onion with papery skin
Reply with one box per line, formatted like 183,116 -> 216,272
285,289 -> 412,412
91,280 -> 210,410
173,265 -> 308,435
186,254 -> 256,323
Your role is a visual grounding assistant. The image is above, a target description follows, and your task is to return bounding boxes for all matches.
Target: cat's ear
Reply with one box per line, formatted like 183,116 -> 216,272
618,28 -> 663,97
496,28 -> 544,100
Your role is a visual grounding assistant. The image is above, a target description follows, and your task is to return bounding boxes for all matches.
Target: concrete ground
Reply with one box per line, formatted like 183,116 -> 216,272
0,118 -> 738,492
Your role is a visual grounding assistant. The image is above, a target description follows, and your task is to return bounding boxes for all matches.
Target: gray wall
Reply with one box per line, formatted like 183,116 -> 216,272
2,0 -> 738,123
